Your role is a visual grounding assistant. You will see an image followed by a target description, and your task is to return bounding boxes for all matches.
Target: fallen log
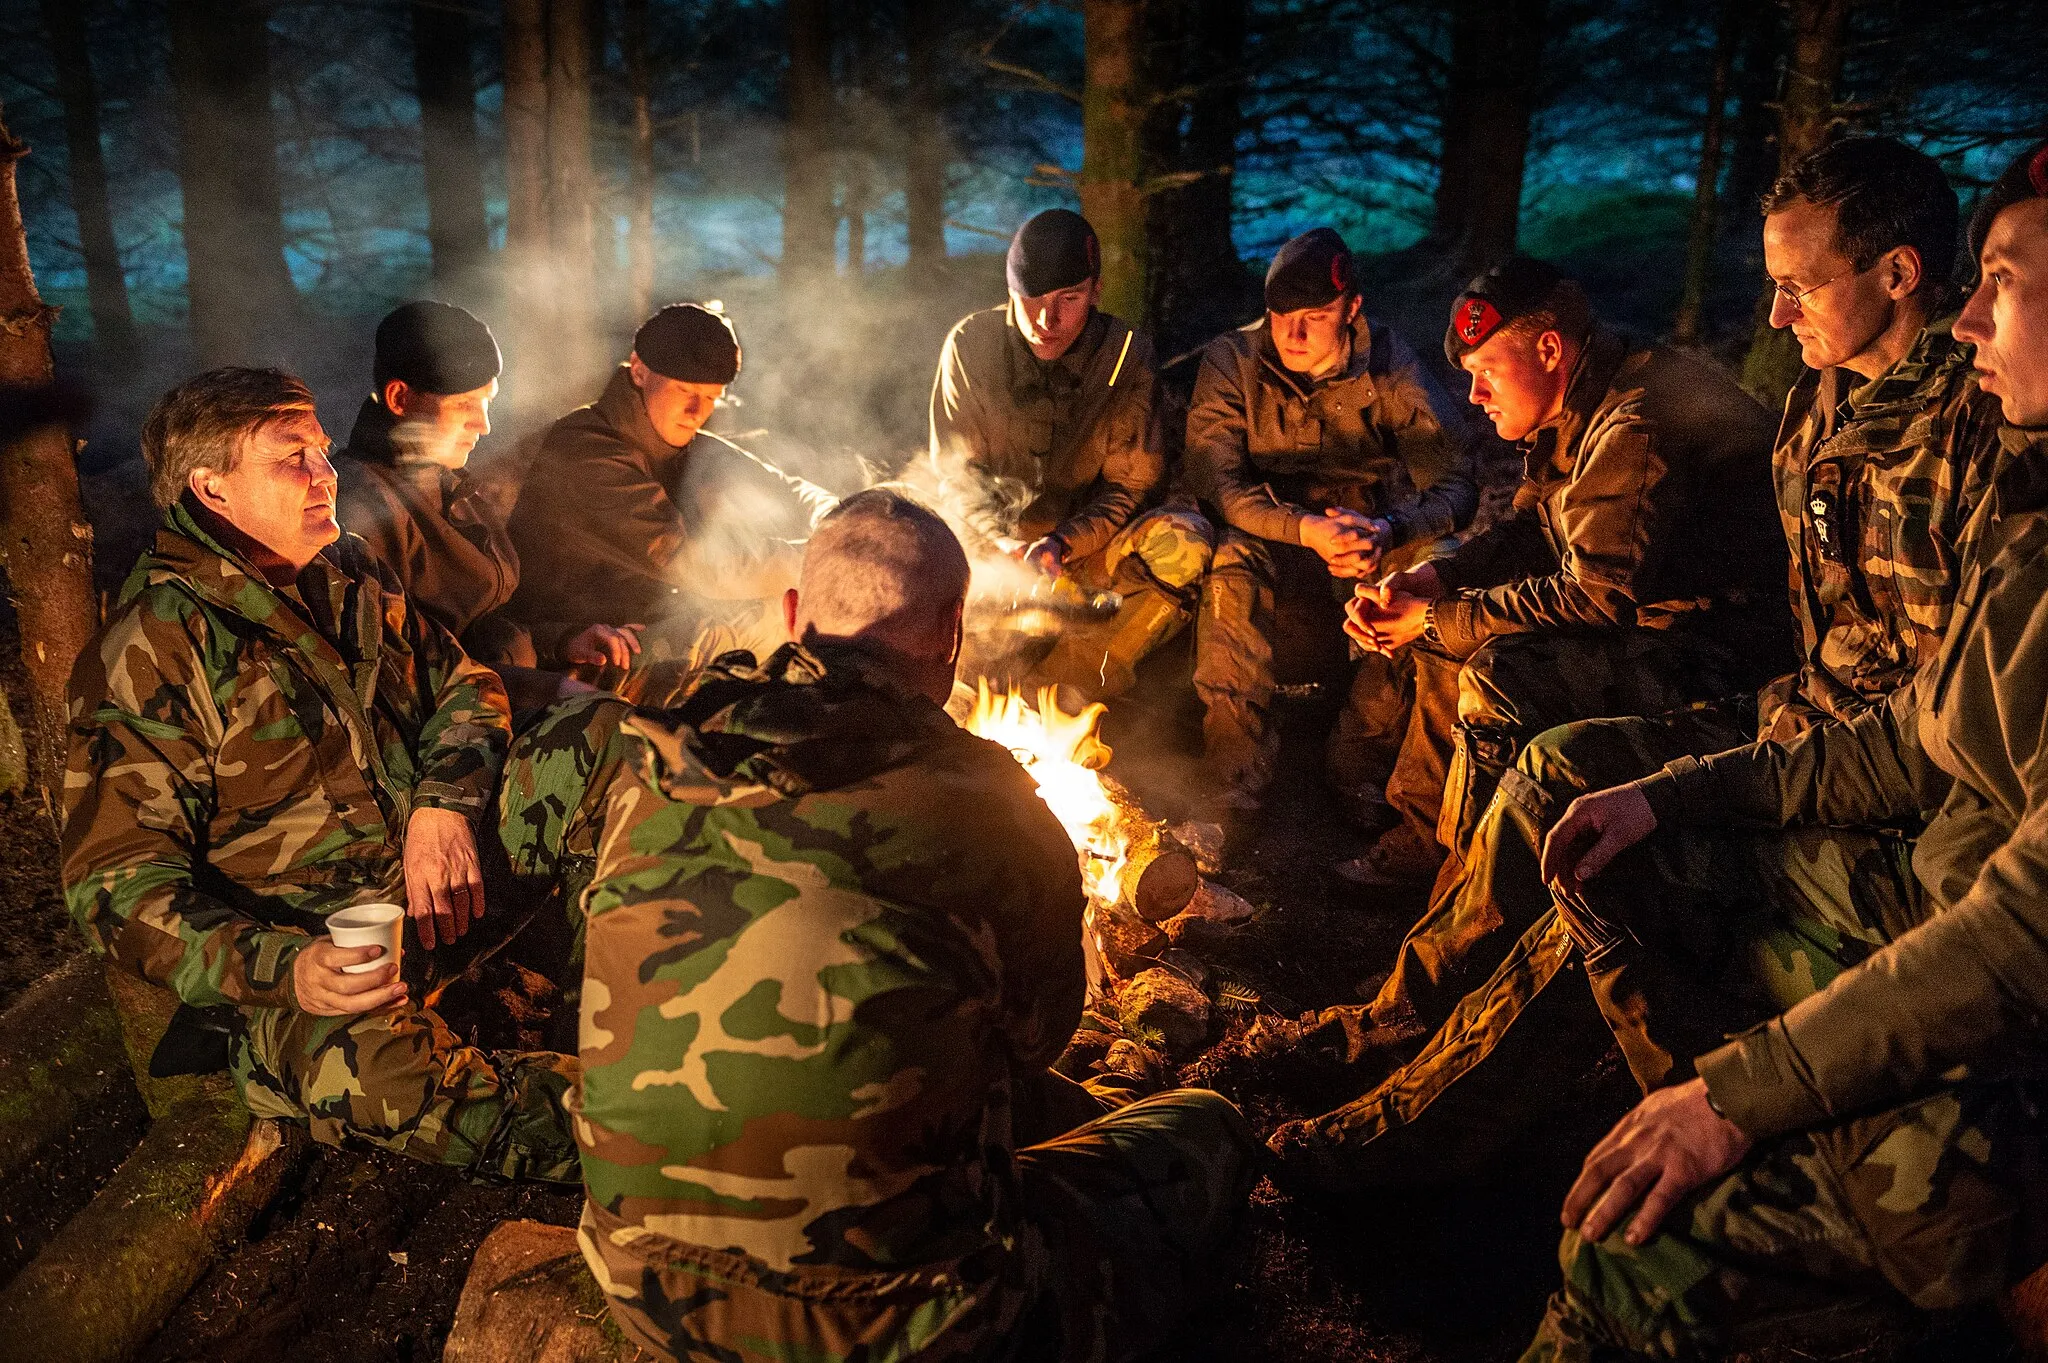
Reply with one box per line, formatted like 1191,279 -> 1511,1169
1100,774 -> 1199,923
442,1219 -> 625,1363
0,1091 -> 305,1363
0,955 -> 147,1281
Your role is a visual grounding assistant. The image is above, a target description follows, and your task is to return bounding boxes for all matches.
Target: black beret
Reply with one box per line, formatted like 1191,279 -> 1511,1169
1969,139 -> 2048,259
1443,255 -> 1580,364
634,304 -> 741,384
373,301 -> 501,395
1264,227 -> 1354,314
1006,209 -> 1101,298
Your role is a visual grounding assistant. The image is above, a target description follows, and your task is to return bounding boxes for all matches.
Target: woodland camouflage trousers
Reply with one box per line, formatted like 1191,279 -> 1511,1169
1278,710 -> 1922,1190
1523,1080 -> 2048,1361
582,1087 -> 1260,1363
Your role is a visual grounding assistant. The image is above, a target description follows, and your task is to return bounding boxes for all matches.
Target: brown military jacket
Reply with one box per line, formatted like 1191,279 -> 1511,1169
335,398 -> 531,666
929,306 -> 1162,558
1760,319 -> 2005,735
1428,328 -> 1788,659
1184,311 -> 1478,548
1638,426 -> 2048,1138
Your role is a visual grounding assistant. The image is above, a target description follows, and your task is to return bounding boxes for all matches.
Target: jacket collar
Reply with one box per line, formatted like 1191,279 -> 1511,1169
1990,423 -> 2048,521
624,640 -> 956,804
343,397 -> 460,504
1523,326 -> 1630,474
592,362 -> 684,460
1827,316 -> 1971,425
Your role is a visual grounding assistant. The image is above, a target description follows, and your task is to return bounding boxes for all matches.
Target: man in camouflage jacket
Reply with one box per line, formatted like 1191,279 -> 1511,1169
63,368 -> 579,1181
506,490 -> 1257,1363
1520,141 -> 2048,1360
1267,137 -> 2007,1196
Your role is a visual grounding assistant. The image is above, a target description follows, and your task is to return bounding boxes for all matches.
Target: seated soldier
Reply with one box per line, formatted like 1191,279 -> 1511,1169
1520,140 -> 2048,1362
1263,135 -> 2007,1196
1339,258 -> 1789,887
929,208 -> 1212,700
1187,227 -> 1478,822
506,303 -> 806,693
63,367 -> 578,1181
335,301 -> 640,711
506,490 -> 1257,1363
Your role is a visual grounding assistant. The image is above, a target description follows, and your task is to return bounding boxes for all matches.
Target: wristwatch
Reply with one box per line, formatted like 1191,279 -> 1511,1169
1421,600 -> 1445,648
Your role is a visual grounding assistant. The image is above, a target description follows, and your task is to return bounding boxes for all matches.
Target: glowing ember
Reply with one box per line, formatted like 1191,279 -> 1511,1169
962,678 -> 1127,910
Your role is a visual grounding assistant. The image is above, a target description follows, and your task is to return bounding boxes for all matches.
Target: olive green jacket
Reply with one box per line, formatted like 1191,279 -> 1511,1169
1636,425 -> 2048,1138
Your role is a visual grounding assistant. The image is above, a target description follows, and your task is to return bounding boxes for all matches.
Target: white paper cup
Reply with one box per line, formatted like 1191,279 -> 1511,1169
327,902 -> 405,975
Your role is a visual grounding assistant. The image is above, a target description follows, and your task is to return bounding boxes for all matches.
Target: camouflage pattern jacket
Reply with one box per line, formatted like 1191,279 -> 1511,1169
929,307 -> 1163,559
1636,425 -> 2048,1138
572,642 -> 1086,1273
1427,328 -> 1788,659
1760,319 -> 2005,734
1184,312 -> 1478,549
62,497 -> 511,1011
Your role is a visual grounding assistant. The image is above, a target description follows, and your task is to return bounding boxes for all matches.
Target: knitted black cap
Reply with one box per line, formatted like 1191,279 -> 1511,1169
373,301 -> 501,395
1443,256 -> 1583,363
1969,139 -> 2048,259
633,304 -> 741,384
1264,228 -> 1354,314
1006,209 -> 1101,298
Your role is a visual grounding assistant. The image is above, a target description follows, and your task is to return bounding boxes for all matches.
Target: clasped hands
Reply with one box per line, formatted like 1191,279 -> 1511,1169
1343,560 -> 1441,655
292,805 -> 486,1018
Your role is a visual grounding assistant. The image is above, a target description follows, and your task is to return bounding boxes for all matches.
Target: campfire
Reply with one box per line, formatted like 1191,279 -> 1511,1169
961,679 -> 1201,997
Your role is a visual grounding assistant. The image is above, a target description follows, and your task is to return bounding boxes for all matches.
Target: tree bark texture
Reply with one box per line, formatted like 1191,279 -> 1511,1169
0,109 -> 99,810
39,0 -> 134,360
903,0 -> 948,271
1432,0 -> 1550,278
165,0 -> 298,368
1080,0 -> 1148,324
1742,0 -> 1853,403
1146,0 -> 1251,355
1673,0 -> 1743,344
624,0 -> 656,319
500,0 -> 603,417
410,1 -> 491,300
783,0 -> 837,286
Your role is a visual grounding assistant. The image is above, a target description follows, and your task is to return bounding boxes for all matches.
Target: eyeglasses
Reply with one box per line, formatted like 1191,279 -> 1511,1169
1768,266 -> 1860,312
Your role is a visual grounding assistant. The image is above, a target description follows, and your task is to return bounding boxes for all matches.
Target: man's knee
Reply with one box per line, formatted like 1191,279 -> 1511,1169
1126,507 -> 1216,592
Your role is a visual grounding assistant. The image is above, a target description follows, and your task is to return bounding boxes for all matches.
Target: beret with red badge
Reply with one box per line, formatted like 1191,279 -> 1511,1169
1968,138 -> 2048,259
1264,227 -> 1355,314
1443,255 -> 1578,365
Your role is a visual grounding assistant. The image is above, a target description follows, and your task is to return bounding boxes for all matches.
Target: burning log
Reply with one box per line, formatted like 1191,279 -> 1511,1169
1099,772 -> 1199,922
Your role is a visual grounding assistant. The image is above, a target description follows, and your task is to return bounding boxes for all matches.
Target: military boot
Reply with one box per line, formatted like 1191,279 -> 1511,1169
1030,588 -> 1189,701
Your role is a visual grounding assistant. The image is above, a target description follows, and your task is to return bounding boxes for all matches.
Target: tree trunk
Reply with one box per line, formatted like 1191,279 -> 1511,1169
39,0 -> 134,361
0,108 -> 99,810
903,0 -> 947,272
783,0 -> 836,287
624,0 -> 655,320
1742,0 -> 1853,402
411,1 -> 490,301
1079,0 -> 1149,324
545,0 -> 600,388
165,0 -> 298,368
501,0 -> 550,415
1433,0 -> 1549,278
1673,0 -> 1742,345
840,0 -> 882,278
1146,0 -> 1250,354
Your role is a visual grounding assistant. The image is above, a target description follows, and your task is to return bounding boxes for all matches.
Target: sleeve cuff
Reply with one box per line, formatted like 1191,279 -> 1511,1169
412,783 -> 490,823
1695,1025 -> 1830,1139
1636,756 -> 1718,826
1428,593 -> 1488,660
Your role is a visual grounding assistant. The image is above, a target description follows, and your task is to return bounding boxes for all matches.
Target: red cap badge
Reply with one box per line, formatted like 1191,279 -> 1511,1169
2030,143 -> 2048,197
1455,296 -> 1503,346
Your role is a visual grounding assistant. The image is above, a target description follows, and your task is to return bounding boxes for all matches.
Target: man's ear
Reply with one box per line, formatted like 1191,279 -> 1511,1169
381,378 -> 412,416
627,352 -> 651,390
1344,293 -> 1363,325
1537,330 -> 1566,373
187,465 -> 227,513
782,586 -> 801,642
1881,245 -> 1926,300
947,598 -> 965,668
